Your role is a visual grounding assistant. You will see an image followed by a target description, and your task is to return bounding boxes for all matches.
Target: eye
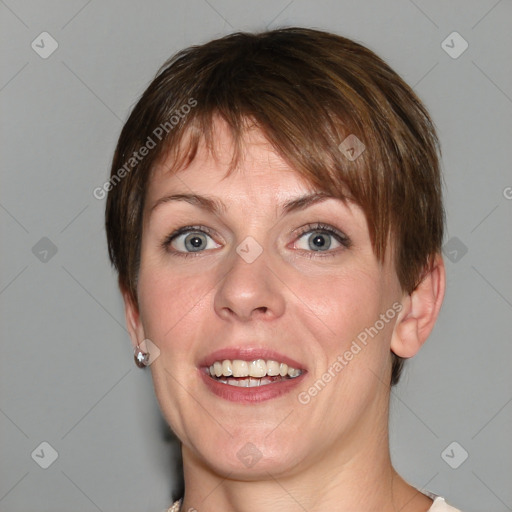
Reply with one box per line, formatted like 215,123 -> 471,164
293,223 -> 350,254
163,226 -> 221,255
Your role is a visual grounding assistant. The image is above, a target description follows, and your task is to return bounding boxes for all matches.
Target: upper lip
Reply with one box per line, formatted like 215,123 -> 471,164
199,347 -> 306,370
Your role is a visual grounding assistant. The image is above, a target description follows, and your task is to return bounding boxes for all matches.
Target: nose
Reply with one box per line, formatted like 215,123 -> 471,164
213,244 -> 286,322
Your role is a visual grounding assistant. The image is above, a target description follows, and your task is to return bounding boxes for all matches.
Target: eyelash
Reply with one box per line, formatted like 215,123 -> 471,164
161,223 -> 351,259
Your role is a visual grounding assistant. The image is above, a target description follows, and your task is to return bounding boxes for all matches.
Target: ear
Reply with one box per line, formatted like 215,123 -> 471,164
391,253 -> 446,358
121,287 -> 146,350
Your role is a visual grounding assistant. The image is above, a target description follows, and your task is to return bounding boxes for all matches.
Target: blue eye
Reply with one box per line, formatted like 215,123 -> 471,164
294,224 -> 350,254
298,231 -> 336,251
164,226 -> 220,255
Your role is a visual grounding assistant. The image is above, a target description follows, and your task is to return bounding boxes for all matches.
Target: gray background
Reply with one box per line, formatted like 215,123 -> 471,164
1,1 -> 511,511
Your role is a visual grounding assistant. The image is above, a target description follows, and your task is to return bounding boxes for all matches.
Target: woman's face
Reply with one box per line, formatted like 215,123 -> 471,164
128,119 -> 406,478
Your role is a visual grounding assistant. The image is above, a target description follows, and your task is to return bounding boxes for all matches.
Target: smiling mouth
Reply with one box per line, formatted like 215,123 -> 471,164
207,358 -> 304,388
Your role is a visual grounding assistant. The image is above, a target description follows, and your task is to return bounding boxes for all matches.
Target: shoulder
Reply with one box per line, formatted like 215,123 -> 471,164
428,496 -> 464,512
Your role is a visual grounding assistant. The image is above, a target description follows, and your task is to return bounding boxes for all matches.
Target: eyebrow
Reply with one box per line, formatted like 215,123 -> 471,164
149,191 -> 336,218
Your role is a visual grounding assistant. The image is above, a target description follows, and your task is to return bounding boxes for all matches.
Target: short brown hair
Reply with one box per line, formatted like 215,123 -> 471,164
105,27 -> 444,386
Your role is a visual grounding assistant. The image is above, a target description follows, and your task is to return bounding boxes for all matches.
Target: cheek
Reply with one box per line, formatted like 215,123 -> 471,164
294,266 -> 386,340
136,264 -> 214,428
291,265 -> 395,395
136,259 -> 214,350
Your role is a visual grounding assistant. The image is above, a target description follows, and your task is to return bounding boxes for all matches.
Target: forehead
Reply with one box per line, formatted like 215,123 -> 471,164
145,119 -> 320,209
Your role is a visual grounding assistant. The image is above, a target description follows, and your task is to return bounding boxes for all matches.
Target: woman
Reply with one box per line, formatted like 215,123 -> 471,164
105,27 -> 462,512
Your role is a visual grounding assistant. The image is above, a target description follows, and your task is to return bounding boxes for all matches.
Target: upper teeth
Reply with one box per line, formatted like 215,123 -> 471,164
208,359 -> 302,378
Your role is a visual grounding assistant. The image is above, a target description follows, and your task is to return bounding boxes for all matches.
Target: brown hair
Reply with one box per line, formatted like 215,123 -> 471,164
105,27 -> 444,385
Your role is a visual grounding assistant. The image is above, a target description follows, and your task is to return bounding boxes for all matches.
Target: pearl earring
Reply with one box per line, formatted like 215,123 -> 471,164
134,344 -> 149,368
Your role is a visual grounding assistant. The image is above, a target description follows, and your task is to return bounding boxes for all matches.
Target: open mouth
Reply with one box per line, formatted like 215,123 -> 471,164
207,359 -> 304,388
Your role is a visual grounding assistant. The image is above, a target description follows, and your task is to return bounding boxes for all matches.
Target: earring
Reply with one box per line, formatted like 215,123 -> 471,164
134,344 -> 149,368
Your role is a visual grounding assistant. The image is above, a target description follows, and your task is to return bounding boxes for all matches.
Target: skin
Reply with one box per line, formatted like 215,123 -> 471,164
123,118 -> 446,512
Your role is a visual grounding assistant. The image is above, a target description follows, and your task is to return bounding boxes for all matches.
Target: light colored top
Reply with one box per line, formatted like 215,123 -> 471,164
167,495 -> 463,511
429,496 -> 462,511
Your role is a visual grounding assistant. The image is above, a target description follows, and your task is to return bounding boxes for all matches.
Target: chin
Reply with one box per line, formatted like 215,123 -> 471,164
191,440 -> 304,480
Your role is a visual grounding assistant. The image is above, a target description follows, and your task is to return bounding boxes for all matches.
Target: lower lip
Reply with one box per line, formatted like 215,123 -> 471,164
199,368 -> 307,403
